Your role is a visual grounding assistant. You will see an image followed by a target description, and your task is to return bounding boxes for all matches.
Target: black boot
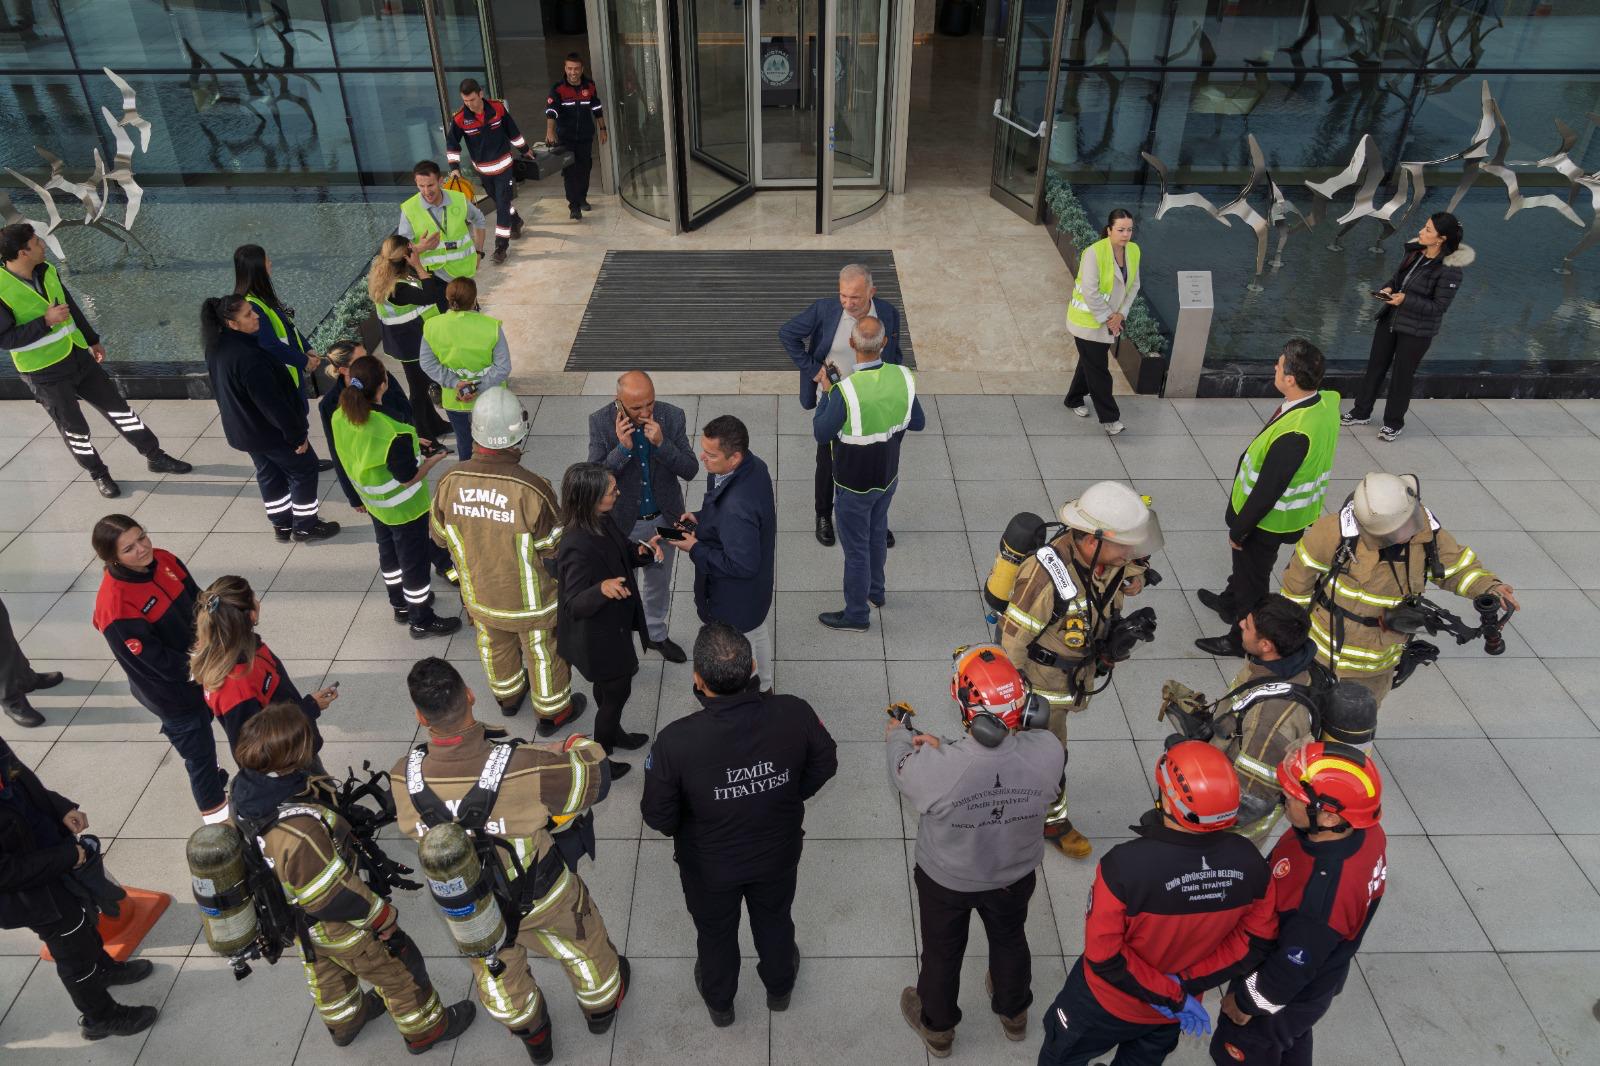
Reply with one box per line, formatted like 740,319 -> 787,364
3,697 -> 44,728
81,1002 -> 159,1041
514,1007 -> 554,1065
815,514 -> 835,547
330,989 -> 386,1047
146,450 -> 193,474
103,958 -> 154,987
405,999 -> 475,1055
586,955 -> 629,1034
535,692 -> 588,736
694,961 -> 735,1027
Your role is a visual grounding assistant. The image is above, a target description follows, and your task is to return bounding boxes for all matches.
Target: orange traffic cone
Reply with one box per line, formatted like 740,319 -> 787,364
41,888 -> 172,964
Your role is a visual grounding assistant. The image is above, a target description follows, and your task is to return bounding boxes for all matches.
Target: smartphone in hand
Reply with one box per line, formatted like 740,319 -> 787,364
657,525 -> 688,542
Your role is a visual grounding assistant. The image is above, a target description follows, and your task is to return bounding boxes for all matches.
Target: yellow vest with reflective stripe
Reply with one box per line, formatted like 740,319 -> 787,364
1067,238 -> 1140,331
245,296 -> 304,388
423,310 -> 500,411
1230,391 -> 1341,534
0,264 -> 87,372
401,190 -> 479,278
331,406 -> 429,526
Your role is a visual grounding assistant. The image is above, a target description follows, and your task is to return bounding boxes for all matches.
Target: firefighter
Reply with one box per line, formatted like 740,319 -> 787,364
430,386 -> 586,730
1210,743 -> 1388,1065
1279,471 -> 1517,709
997,481 -> 1161,859
447,78 -> 532,263
230,704 -> 475,1053
392,658 -> 627,1065
1037,742 -> 1278,1066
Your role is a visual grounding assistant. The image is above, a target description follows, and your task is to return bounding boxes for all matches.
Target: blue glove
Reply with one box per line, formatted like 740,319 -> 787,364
1153,994 -> 1212,1038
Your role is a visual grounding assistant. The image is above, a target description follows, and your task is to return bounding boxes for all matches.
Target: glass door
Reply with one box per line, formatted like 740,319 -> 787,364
670,0 -> 754,226
825,0 -> 890,226
990,0 -> 1063,218
752,0 -> 819,184
604,0 -> 676,222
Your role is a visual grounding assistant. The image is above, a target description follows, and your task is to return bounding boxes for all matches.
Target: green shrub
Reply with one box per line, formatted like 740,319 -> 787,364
307,274 -> 376,353
1045,176 -> 1166,355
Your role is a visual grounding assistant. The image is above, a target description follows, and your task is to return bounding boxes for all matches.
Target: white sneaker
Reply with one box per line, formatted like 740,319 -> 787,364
1377,425 -> 1403,442
1103,420 -> 1126,436
1067,404 -> 1090,418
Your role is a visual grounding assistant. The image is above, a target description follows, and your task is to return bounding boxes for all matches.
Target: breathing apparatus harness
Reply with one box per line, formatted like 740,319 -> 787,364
1028,531 -> 1156,699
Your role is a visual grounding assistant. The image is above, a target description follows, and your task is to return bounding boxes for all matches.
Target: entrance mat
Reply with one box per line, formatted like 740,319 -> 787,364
564,249 -> 914,371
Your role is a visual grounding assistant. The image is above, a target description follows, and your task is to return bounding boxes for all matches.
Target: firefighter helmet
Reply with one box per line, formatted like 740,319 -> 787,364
1058,481 -> 1164,555
1352,472 -> 1425,548
1155,741 -> 1240,831
1276,741 -> 1383,829
470,385 -> 530,449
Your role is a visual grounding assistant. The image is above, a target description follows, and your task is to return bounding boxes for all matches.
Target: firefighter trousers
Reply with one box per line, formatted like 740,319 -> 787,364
22,347 -> 160,477
1042,694 -> 1090,833
300,928 -> 445,1042
473,616 -> 572,718
472,864 -> 623,1028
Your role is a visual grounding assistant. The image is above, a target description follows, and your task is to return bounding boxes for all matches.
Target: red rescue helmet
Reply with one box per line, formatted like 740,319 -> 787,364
951,644 -> 1031,729
1155,741 -> 1240,832
1276,742 -> 1383,829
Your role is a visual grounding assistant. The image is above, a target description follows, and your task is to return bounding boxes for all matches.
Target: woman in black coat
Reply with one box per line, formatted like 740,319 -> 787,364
555,462 -> 660,778
1344,211 -> 1473,443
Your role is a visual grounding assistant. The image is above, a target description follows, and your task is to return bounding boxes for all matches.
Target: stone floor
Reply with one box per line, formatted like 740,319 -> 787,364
3,391 -> 1600,1065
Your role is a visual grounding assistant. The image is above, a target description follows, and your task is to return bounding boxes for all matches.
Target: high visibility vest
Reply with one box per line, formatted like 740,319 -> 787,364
245,295 -> 304,388
0,264 -> 87,372
375,287 -> 441,328
1230,390 -> 1342,534
1066,238 -> 1140,332
836,363 -> 915,444
330,406 -> 430,526
422,310 -> 500,412
401,191 -> 479,278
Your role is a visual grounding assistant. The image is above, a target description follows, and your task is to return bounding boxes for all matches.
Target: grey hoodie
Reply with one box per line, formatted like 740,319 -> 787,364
887,727 -> 1066,893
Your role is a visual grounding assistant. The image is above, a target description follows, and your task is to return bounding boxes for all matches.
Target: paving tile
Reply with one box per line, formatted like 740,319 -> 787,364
1156,530 -> 1230,592
17,591 -> 105,660
937,395 -> 1023,435
1521,435 -> 1600,480
1413,477 -> 1519,530
1441,659 -> 1595,738
0,955 -> 36,1026
1038,833 -> 1136,957
1361,835 -> 1491,952
805,741 -> 907,840
0,435 -> 100,481
100,836 -> 205,956
1365,433 -> 1471,480
125,479 -> 245,535
1362,953 -> 1558,1064
186,531 -> 292,597
0,480 -> 70,532
1483,480 -> 1600,531
770,957 -> 925,1066
1114,435 -> 1216,480
255,591 -> 364,661
1293,964 -> 1403,1066
139,957 -> 309,1064
35,738 -> 168,837
1015,393 -> 1128,435
1110,657 -> 1232,742
333,585 -> 460,659
1505,588 -> 1600,657
880,476 -> 966,531
1377,665 -> 1483,738
1559,398 -> 1600,434
782,659 -> 890,742
3,658 -> 112,742
1501,952 -> 1600,1063
1436,435 -> 1560,481
0,532 -> 96,593
1125,478 -> 1229,531
880,590 -> 988,659
774,590 -> 885,661
1170,398 -> 1264,435
1543,658 -> 1600,729
896,431 -> 954,479
1434,834 -> 1600,952
1447,530 -> 1571,591
1480,398 -> 1591,436
0,956 -> 179,1063
23,479 -> 159,534
175,436 -> 259,480
1530,531 -> 1600,589
953,434 -> 1039,480
1060,739 -> 1155,838
1134,588 -> 1209,660
610,955 -> 771,1064
1362,747 -> 1424,836
1375,739 -> 1548,835
777,432 -> 820,481
1494,738 -> 1600,835
517,433 -> 589,482
882,531 -> 984,591
267,531 -> 389,593
1409,399 -> 1512,436
138,398 -> 220,437
1029,434 -> 1126,480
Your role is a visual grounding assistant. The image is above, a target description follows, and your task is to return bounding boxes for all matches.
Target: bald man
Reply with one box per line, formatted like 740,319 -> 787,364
588,371 -> 699,662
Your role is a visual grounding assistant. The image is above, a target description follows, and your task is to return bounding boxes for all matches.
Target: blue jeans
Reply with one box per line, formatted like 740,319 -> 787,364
834,482 -> 895,624
446,408 -> 474,460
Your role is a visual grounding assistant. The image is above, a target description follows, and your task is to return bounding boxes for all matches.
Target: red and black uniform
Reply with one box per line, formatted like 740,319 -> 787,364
1210,825 -> 1388,1066
202,637 -> 324,759
92,549 -> 226,814
1040,812 -> 1278,1066
446,98 -> 527,249
546,76 -> 603,212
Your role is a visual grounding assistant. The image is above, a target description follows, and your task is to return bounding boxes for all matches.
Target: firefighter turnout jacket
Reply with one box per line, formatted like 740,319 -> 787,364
1208,645 -> 1320,844
431,451 -> 563,633
1083,812 -> 1277,1024
1229,823 -> 1387,1020
1280,504 -> 1502,687
999,535 -> 1147,709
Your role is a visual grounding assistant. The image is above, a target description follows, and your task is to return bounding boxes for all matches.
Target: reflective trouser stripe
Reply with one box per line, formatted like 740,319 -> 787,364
525,627 -> 567,716
473,618 -> 573,711
1044,784 -> 1070,826
476,619 -> 527,698
475,952 -> 545,1028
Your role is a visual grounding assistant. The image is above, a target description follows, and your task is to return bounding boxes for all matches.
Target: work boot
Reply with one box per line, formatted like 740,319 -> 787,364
81,1002 -> 158,1041
510,214 -> 525,238
393,608 -> 411,625
586,955 -> 629,1034
274,526 -> 293,543
899,987 -> 953,1058
581,201 -> 594,211
146,450 -> 193,474
985,972 -> 1027,1041
25,671 -> 64,692
3,697 -> 45,728
499,689 -> 527,717
613,731 -> 649,751
535,692 -> 588,736
93,473 -> 121,498
330,989 -> 386,1047
1046,824 -> 1093,860
410,615 -> 463,639
814,514 -> 835,546
514,1009 -> 554,1065
569,206 -> 582,221
292,520 -> 341,543
103,958 -> 154,987
693,961 -> 735,1027
405,999 -> 475,1055
492,247 -> 508,265
767,944 -> 800,1011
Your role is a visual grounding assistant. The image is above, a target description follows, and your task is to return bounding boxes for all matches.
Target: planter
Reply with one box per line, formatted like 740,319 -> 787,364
1115,335 -> 1169,395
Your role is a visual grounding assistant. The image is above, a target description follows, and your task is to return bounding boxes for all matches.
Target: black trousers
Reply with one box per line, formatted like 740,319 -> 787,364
815,441 -> 834,517
0,595 -> 41,705
563,138 -> 595,209
1208,978 -> 1342,1066
1065,337 -> 1121,423
1350,322 -> 1432,430
678,863 -> 799,1013
156,705 -> 227,812
914,865 -> 1036,1032
1219,523 -> 1305,629
1038,959 -> 1180,1066
32,894 -> 118,1020
399,359 -> 452,440
375,514 -> 445,623
590,675 -> 633,752
486,172 -> 519,249
22,347 -> 160,476
247,445 -> 321,532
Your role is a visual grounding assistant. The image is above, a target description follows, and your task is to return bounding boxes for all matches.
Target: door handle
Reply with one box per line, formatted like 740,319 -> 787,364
992,99 -> 1047,139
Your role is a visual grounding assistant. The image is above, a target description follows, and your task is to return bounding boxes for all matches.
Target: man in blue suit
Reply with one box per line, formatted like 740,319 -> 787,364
778,263 -> 903,548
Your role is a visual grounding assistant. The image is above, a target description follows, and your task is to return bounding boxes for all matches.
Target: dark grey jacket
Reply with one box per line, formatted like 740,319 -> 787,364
587,399 -> 699,530
1379,243 -> 1473,339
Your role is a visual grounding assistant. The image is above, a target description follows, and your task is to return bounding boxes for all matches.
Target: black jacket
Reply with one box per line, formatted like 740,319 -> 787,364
690,454 -> 777,633
319,372 -> 416,509
0,739 -> 80,929
556,516 -> 650,683
380,277 -> 448,363
1379,242 -> 1472,339
641,687 -> 838,886
206,328 -> 309,453
92,548 -> 210,720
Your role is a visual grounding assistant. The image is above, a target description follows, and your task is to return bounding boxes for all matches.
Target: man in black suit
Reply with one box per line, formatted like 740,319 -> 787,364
588,370 -> 699,662
778,263 -> 904,547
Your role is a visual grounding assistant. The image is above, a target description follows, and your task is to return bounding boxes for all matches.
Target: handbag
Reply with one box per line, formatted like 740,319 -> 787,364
513,145 -> 576,182
443,173 -> 479,201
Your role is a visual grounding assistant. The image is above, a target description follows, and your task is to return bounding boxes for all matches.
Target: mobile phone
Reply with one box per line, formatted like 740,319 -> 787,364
328,680 -> 339,690
615,400 -> 642,427
825,363 -> 841,385
1370,290 -> 1390,299
656,525 -> 688,541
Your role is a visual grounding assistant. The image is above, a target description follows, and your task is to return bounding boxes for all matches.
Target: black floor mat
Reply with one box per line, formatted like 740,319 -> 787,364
564,249 -> 914,371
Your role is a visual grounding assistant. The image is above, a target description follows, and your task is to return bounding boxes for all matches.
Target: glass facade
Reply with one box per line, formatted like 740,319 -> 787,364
1029,0 -> 1600,391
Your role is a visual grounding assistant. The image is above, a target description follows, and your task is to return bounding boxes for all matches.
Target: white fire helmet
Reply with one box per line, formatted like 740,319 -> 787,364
1352,472 -> 1425,547
1057,481 -> 1164,555
469,386 -> 530,450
